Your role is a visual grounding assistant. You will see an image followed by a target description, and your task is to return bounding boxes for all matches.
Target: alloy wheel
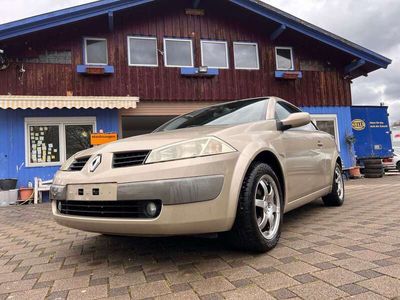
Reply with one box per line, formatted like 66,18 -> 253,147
255,175 -> 281,240
335,167 -> 344,200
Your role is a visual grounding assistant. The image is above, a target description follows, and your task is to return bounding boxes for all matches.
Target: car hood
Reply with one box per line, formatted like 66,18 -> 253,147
74,120 -> 277,159
75,125 -> 233,158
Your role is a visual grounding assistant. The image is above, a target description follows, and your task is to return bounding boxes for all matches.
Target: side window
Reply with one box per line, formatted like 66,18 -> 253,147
275,47 -> 294,70
163,38 -> 194,68
84,38 -> 108,65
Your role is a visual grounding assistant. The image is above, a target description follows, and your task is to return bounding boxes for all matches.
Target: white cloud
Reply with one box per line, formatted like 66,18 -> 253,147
1,0 -> 398,122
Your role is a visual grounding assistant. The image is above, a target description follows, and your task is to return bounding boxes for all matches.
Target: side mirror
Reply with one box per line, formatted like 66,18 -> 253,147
279,112 -> 311,131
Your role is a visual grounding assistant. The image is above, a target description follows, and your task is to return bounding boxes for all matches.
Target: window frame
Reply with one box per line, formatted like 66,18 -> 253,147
83,37 -> 108,66
163,38 -> 194,68
25,117 -> 97,168
275,46 -> 294,71
127,36 -> 159,67
200,40 -> 229,69
233,42 -> 260,70
311,114 -> 341,151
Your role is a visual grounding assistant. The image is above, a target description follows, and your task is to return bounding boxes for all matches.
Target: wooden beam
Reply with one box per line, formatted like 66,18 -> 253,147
345,59 -> 366,74
108,11 -> 114,32
270,24 -> 286,41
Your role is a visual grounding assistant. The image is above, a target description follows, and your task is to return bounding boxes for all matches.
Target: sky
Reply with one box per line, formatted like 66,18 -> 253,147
0,0 -> 399,123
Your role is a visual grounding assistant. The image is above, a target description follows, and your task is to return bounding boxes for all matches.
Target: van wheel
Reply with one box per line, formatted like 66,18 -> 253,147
322,164 -> 345,206
222,162 -> 283,253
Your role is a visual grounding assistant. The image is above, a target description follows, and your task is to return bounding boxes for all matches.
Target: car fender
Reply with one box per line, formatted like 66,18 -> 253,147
225,142 -> 287,229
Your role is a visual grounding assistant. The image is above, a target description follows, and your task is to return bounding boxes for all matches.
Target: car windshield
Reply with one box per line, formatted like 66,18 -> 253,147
156,98 -> 269,132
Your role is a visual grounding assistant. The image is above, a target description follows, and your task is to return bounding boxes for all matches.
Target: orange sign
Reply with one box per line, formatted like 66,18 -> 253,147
90,133 -> 118,145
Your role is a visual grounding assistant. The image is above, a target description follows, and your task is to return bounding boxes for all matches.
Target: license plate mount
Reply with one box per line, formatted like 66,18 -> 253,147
66,183 -> 117,200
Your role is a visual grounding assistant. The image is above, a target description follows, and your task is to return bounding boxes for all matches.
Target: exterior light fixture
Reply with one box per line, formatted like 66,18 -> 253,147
198,66 -> 208,73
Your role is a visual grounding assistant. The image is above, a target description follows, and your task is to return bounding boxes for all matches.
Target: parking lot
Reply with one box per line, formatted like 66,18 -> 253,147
0,175 -> 399,300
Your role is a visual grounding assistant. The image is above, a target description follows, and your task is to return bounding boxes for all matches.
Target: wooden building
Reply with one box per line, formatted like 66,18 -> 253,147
0,0 -> 391,187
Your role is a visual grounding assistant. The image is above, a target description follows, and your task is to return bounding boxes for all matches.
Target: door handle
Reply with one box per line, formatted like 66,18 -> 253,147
317,141 -> 324,147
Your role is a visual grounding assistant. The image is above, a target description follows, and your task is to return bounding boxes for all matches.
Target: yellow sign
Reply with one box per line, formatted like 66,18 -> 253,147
91,133 -> 118,145
352,119 -> 366,131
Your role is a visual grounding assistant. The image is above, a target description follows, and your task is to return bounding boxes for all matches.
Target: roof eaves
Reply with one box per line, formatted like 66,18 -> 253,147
230,0 -> 392,69
0,0 -> 154,41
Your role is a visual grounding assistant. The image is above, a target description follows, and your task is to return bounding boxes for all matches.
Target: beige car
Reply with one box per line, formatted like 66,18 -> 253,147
51,97 -> 344,252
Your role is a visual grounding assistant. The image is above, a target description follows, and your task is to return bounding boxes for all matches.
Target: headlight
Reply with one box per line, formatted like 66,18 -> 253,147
59,155 -> 77,171
145,137 -> 236,164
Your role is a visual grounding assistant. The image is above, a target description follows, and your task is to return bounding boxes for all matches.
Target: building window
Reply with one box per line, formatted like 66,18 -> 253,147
84,38 -> 108,65
128,36 -> 158,67
25,117 -> 96,167
311,114 -> 340,150
275,47 -> 294,70
233,42 -> 260,70
163,38 -> 194,67
201,40 -> 229,69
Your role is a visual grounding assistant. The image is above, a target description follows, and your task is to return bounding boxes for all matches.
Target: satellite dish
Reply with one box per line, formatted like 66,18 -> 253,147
0,49 -> 9,71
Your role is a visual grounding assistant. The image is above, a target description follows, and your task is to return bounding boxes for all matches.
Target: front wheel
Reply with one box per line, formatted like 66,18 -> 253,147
322,164 -> 345,206
222,162 -> 283,253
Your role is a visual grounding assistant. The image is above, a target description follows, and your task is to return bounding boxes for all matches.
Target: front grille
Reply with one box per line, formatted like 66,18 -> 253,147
68,156 -> 90,171
112,151 -> 150,168
57,200 -> 162,219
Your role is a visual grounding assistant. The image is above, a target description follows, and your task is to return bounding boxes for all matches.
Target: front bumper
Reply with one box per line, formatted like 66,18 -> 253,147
50,175 -> 224,204
51,152 -> 242,235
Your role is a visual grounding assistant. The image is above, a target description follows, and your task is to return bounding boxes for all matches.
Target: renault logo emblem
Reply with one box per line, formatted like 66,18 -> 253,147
89,155 -> 102,172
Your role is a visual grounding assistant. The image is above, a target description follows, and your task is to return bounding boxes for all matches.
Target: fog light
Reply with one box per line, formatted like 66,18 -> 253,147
146,202 -> 158,217
57,201 -> 62,212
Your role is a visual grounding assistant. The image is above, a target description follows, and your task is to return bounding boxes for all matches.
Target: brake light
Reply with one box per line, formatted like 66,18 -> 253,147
383,158 -> 393,163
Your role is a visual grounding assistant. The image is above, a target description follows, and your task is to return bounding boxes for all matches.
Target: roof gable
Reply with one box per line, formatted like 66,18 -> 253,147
0,0 -> 391,71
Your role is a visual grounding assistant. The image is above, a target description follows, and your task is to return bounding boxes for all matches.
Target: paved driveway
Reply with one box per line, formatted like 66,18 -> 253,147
1,175 -> 400,300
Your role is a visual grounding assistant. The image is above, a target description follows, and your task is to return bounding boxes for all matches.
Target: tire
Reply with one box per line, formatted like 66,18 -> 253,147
365,173 -> 384,178
364,169 -> 384,175
364,162 -> 383,169
397,162 -> 400,172
322,164 -> 345,207
363,159 -> 382,165
364,166 -> 384,172
222,162 -> 284,253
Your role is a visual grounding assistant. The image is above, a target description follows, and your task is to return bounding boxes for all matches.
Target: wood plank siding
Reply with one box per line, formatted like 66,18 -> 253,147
0,0 -> 352,106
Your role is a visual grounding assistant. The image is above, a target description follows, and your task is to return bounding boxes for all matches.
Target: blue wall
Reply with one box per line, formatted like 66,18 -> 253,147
0,108 -> 119,187
301,106 -> 354,169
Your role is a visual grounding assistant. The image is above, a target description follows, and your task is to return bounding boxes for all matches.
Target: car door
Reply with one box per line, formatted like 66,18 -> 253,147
275,101 -> 327,202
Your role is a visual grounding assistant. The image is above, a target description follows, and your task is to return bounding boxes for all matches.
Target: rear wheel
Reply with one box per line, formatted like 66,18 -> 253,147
322,164 -> 345,206
222,162 -> 283,253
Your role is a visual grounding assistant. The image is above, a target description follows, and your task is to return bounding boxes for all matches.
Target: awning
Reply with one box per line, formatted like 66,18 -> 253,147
0,95 -> 139,110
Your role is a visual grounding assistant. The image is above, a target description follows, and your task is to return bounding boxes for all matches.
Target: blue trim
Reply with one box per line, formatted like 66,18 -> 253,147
181,67 -> 219,77
344,59 -> 366,74
270,24 -> 286,41
77,65 -> 115,74
230,0 -> 391,69
275,70 -> 302,79
0,0 -> 154,41
0,0 -> 391,72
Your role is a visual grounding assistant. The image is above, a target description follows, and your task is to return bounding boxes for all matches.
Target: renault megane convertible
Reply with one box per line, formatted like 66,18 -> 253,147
51,97 -> 344,252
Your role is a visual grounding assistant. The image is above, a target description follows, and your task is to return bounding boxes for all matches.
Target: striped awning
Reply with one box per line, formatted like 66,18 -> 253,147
0,95 -> 139,110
